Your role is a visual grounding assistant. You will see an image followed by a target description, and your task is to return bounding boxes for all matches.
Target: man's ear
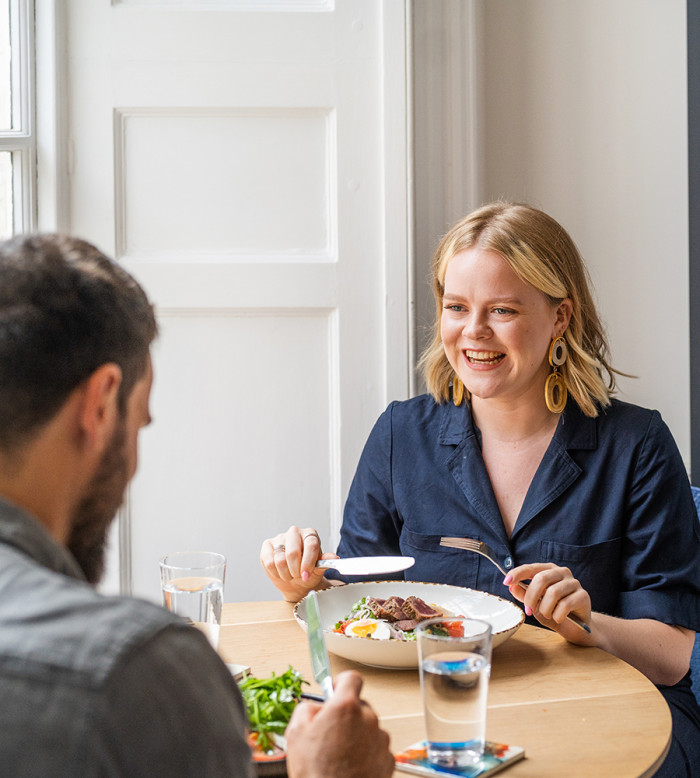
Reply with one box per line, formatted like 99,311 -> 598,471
78,364 -> 123,452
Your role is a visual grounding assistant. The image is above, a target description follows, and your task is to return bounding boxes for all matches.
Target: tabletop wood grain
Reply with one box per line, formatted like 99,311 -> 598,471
218,601 -> 671,778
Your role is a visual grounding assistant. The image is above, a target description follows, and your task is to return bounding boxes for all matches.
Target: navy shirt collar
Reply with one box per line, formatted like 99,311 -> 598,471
438,397 -> 598,451
438,397 -> 599,539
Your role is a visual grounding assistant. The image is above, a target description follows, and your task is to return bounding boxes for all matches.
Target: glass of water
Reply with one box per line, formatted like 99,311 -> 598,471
416,617 -> 492,768
159,551 -> 226,650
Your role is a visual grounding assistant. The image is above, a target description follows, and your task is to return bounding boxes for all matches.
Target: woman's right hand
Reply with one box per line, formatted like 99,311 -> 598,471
260,525 -> 339,603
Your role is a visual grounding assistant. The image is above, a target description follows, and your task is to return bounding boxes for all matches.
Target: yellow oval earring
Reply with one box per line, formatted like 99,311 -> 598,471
545,336 -> 568,413
549,336 -> 568,367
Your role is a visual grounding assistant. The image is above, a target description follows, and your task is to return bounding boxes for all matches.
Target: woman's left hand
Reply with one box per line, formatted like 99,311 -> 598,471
506,563 -> 695,685
504,563 -> 593,645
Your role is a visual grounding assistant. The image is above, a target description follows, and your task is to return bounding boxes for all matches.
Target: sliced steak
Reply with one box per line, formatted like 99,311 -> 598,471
393,619 -> 420,632
402,596 -> 443,621
366,598 -> 393,620
382,596 -> 411,622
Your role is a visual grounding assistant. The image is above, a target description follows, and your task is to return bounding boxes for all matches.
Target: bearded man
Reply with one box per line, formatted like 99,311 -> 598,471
0,235 -> 394,778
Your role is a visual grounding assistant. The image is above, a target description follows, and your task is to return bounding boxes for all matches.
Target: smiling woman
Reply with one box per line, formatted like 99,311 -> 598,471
439,247 -> 571,411
422,203 -> 617,419
263,202 -> 700,777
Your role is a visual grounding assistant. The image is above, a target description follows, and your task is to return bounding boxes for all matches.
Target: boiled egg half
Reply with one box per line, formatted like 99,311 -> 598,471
343,619 -> 391,640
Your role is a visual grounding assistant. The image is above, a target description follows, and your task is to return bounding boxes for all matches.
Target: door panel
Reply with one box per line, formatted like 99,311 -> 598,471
65,0 -> 410,602
129,311 -> 334,602
116,109 -> 332,257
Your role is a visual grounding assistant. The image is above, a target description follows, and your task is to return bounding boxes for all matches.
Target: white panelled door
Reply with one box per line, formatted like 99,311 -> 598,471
64,1 -> 411,602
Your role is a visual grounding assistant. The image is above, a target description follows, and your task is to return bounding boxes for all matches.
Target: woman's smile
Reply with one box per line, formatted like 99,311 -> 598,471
464,349 -> 506,367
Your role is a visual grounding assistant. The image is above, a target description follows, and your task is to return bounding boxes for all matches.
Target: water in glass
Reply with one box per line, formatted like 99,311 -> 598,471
421,649 -> 490,767
162,575 -> 223,648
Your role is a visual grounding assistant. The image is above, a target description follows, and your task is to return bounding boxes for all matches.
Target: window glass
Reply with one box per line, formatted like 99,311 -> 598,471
0,0 -> 10,130
0,0 -> 34,235
0,151 -> 12,239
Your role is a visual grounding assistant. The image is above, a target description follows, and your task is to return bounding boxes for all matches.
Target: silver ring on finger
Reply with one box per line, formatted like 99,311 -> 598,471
302,532 -> 320,542
273,544 -> 286,554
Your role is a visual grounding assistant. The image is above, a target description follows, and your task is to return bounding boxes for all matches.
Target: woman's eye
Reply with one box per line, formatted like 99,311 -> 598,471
493,307 -> 515,315
444,303 -> 465,312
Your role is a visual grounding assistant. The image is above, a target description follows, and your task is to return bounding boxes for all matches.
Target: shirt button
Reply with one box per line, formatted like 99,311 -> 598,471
504,555 -> 513,570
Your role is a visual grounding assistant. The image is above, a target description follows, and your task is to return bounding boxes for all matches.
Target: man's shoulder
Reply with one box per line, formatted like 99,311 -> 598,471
0,542 -> 181,687
68,589 -> 186,683
0,548 -> 251,777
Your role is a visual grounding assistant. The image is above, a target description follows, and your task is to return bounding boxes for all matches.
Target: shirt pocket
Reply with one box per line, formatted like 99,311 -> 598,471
539,537 -> 623,613
399,527 -> 478,587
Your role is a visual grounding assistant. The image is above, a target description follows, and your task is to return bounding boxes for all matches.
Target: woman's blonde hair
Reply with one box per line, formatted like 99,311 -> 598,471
420,202 -> 618,417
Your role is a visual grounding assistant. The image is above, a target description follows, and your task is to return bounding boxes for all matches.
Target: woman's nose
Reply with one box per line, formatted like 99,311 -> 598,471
464,312 -> 490,339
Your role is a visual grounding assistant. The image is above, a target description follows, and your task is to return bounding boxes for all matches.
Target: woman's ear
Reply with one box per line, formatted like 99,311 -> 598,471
78,364 -> 123,452
555,298 -> 573,336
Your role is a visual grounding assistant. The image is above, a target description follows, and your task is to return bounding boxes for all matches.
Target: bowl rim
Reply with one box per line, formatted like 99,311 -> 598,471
293,580 -> 525,638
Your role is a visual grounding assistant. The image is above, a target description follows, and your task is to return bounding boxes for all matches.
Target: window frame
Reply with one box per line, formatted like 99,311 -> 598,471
0,0 -> 36,235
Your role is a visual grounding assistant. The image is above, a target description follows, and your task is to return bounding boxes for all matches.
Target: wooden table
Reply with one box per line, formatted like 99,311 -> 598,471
219,601 -> 671,777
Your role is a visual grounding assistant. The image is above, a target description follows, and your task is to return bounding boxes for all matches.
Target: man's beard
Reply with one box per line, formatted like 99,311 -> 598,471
67,419 -> 130,585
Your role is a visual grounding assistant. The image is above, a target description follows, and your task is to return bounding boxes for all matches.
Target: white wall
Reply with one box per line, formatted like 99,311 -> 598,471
478,0 -> 689,463
413,0 -> 689,466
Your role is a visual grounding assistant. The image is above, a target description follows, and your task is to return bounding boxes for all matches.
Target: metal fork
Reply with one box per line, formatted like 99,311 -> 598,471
440,536 -> 591,634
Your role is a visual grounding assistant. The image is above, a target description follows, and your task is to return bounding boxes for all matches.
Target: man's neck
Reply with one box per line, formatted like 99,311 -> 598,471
0,472 -> 72,546
0,407 -> 90,546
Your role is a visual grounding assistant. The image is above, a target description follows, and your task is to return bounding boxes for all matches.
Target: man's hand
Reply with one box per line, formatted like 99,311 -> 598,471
285,671 -> 394,778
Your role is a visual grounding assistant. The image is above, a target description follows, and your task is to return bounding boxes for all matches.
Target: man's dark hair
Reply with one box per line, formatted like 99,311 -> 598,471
0,234 -> 157,450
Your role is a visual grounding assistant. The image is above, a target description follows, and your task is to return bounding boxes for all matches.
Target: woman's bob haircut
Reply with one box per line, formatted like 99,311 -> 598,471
420,202 -> 618,417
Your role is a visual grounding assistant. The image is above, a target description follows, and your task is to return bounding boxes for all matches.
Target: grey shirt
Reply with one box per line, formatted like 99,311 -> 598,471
0,498 -> 255,777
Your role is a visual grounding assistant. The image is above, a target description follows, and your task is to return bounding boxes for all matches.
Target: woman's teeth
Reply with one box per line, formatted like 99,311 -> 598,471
465,350 -> 504,365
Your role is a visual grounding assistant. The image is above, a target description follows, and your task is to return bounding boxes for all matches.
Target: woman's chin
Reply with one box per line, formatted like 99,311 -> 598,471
463,384 -> 502,402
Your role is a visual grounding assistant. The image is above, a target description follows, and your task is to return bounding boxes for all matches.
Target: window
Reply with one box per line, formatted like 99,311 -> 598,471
0,0 -> 35,239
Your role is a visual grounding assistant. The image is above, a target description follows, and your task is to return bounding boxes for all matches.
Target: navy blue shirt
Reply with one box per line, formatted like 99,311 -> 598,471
338,395 -> 700,631
336,395 -> 700,774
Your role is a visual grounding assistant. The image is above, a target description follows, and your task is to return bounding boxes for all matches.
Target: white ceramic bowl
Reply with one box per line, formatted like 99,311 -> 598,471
294,581 -> 524,669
